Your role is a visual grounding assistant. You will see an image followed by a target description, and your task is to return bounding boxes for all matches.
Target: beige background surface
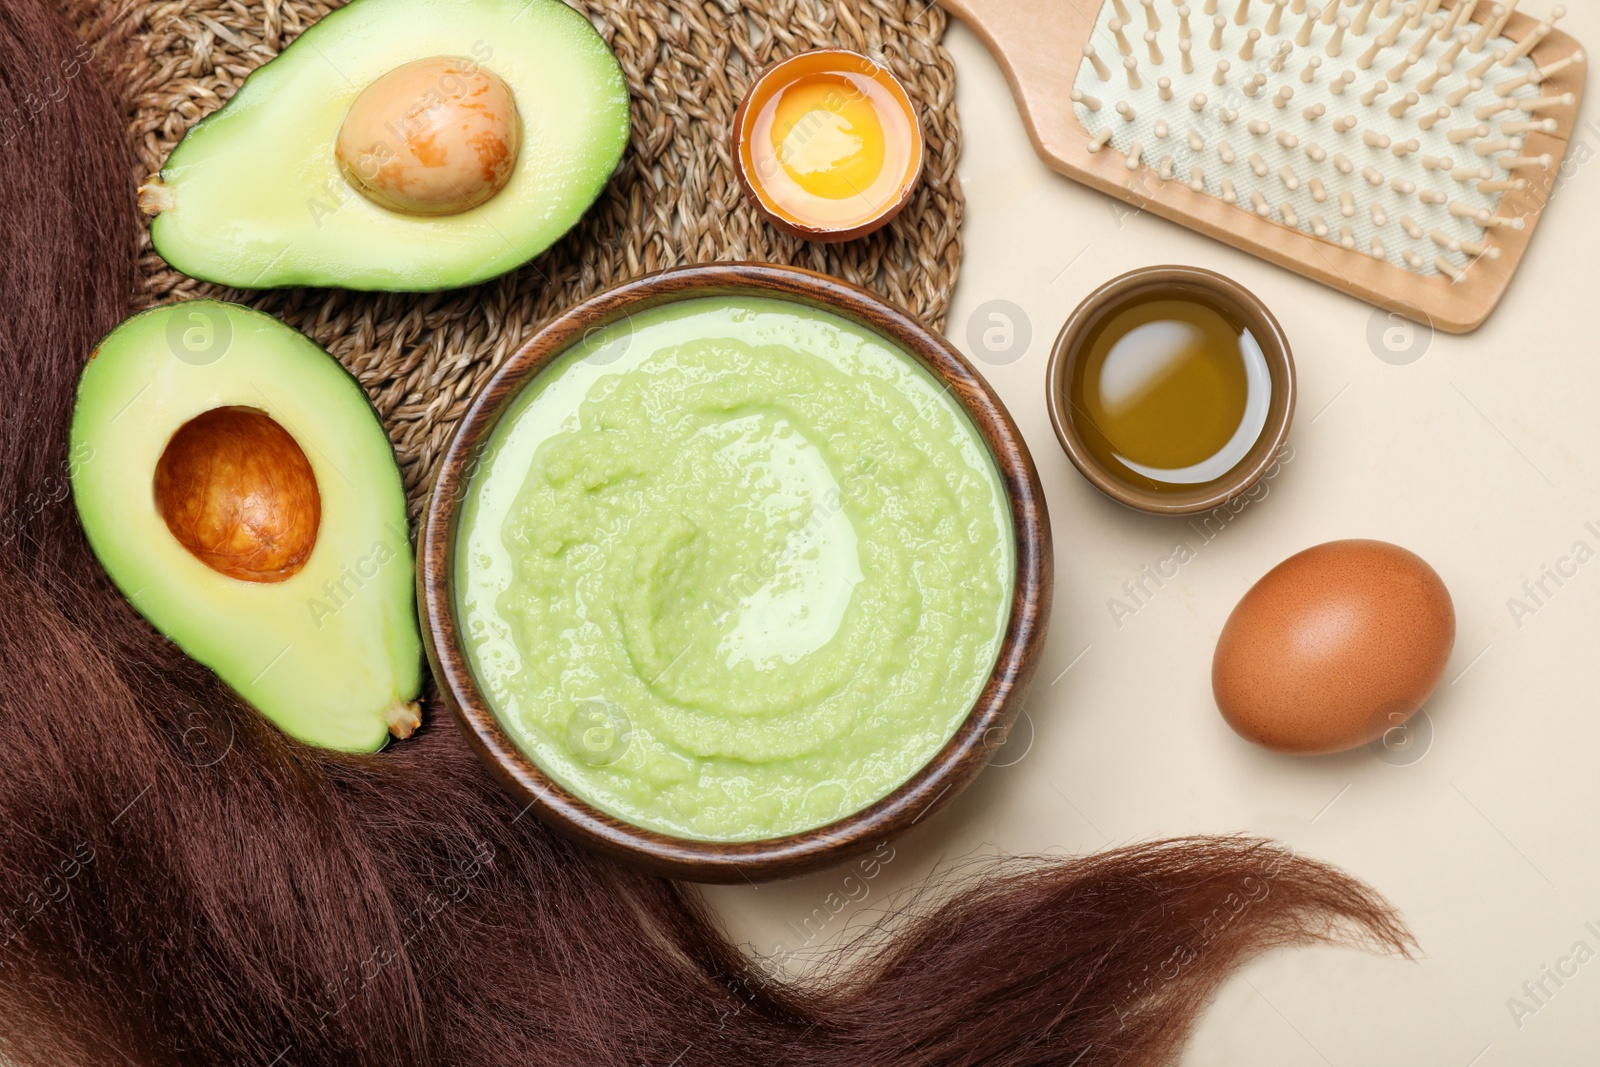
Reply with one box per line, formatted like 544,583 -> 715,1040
706,8 -> 1600,1064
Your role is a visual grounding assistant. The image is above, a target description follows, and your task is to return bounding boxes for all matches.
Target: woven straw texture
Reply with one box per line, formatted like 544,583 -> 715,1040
86,0 -> 965,511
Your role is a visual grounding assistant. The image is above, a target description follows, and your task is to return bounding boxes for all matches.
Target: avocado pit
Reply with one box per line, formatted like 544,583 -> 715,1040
335,56 -> 522,217
153,406 -> 321,583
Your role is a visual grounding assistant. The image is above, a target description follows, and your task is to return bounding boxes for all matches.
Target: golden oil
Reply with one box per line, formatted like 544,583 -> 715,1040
1068,290 -> 1271,493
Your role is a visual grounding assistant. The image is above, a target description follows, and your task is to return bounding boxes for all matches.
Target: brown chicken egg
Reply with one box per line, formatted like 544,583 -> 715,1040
1212,539 -> 1455,755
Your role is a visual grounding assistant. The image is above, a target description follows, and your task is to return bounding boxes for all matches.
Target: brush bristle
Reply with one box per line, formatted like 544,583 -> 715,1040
1076,0 -> 1575,281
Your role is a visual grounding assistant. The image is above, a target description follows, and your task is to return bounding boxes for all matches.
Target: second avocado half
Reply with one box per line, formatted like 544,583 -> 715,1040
71,301 -> 423,753
139,0 -> 631,291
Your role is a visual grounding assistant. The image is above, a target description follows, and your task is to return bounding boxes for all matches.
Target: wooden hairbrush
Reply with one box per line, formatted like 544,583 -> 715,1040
939,0 -> 1585,332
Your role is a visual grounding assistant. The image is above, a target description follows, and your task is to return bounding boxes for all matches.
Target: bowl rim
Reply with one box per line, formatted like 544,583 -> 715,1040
418,262 -> 1052,883
730,47 -> 927,244
1044,265 -> 1297,517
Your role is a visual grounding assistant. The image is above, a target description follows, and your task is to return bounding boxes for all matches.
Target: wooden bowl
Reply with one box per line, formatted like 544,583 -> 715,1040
419,263 -> 1051,883
1044,265 -> 1297,517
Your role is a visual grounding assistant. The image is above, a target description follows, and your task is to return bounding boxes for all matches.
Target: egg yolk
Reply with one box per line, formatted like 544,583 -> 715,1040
335,56 -> 521,217
769,74 -> 887,201
740,59 -> 919,233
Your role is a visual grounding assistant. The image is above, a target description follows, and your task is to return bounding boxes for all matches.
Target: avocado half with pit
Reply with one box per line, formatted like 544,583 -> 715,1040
70,301 -> 423,752
138,0 -> 630,291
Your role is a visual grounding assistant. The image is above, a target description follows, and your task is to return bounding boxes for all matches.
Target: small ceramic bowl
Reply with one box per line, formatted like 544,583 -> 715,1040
732,49 -> 925,243
1045,265 -> 1296,516
419,263 -> 1051,883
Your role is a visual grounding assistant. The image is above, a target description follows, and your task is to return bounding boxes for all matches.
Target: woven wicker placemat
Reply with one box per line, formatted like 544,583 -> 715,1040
87,0 -> 965,511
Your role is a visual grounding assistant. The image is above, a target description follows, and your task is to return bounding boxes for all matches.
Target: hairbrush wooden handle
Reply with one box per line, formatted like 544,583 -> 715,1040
935,0 -> 1104,167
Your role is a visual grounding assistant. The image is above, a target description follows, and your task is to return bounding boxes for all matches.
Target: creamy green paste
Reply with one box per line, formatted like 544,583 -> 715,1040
456,297 -> 1013,841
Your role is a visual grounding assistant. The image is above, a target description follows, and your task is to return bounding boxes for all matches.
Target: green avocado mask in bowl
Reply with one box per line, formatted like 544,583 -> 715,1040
421,264 -> 1051,881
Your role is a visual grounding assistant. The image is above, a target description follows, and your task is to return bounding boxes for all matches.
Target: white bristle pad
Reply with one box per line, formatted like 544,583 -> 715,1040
1074,0 -> 1560,278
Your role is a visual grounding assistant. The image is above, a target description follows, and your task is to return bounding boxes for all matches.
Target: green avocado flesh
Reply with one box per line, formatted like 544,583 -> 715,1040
70,301 -> 423,753
456,298 -> 1016,841
143,0 -> 630,291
